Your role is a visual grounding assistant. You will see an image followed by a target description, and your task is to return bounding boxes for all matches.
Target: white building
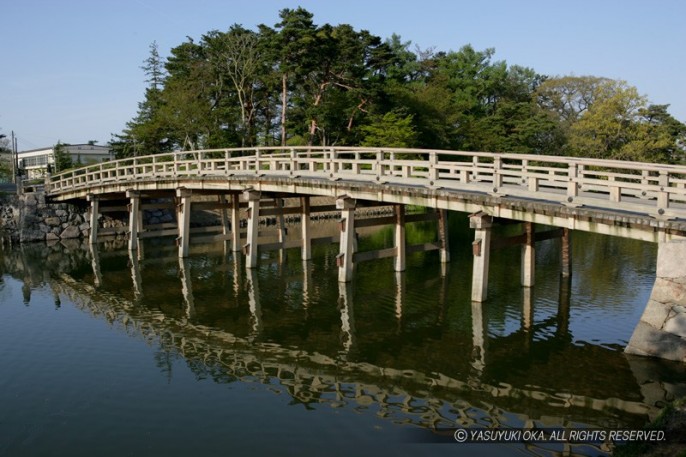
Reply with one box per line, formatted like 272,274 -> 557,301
18,144 -> 114,179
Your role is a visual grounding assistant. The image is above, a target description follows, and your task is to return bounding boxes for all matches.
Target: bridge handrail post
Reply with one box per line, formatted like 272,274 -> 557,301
330,148 -> 338,177
658,171 -> 670,211
255,148 -> 261,174
289,148 -> 296,175
493,156 -> 503,190
376,149 -> 384,182
429,152 -> 438,184
567,163 -> 579,199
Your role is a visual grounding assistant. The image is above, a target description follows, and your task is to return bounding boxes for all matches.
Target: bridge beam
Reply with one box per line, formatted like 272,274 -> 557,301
244,190 -> 261,268
176,188 -> 192,258
337,196 -> 356,282
470,212 -> 493,302
87,194 -> 99,245
127,190 -> 142,252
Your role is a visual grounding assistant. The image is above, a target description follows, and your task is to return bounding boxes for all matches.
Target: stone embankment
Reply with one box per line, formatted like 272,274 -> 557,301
0,192 -> 121,245
626,240 -> 686,362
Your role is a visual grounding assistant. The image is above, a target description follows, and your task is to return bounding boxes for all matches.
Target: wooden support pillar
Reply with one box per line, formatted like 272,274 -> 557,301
244,189 -> 261,269
521,222 -> 535,287
561,228 -> 572,278
394,205 -> 406,272
127,190 -> 141,252
437,209 -> 450,263
336,196 -> 356,283
231,193 -> 241,252
219,194 -> 230,237
176,188 -> 192,258
301,196 -> 311,261
470,212 -> 493,302
275,198 -> 286,244
87,194 -> 99,245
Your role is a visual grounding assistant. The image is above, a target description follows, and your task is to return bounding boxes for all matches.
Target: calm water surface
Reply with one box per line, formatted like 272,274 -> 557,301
1,216 -> 685,457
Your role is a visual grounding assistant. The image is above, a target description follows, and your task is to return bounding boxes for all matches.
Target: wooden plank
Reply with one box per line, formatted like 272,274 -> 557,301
260,206 -> 301,216
139,228 -> 178,239
312,236 -> 337,245
353,247 -> 397,263
491,228 -> 563,250
405,212 -> 438,223
406,243 -> 439,254
354,215 -> 395,228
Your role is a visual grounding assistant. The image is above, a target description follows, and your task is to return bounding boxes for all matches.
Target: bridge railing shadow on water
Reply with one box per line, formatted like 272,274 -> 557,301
2,232 -> 685,456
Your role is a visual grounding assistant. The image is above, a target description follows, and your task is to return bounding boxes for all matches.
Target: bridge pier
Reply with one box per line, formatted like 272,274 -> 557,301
470,212 -> 493,302
301,196 -> 311,261
127,190 -> 142,252
394,205 -> 406,272
561,228 -> 572,278
521,222 -> 535,287
87,194 -> 99,245
337,196 -> 356,282
244,189 -> 261,268
231,193 -> 241,252
438,209 -> 450,263
176,188 -> 192,257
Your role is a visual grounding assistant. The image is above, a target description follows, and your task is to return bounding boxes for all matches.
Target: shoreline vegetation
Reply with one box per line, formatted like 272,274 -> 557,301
107,7 -> 685,167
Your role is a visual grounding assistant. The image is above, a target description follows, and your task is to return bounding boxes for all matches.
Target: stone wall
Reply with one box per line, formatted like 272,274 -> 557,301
17,192 -> 90,243
626,240 -> 686,362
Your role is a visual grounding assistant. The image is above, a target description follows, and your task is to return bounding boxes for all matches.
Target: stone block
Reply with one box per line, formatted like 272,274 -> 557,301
44,217 -> 61,227
60,225 -> 81,239
45,232 -> 59,241
626,321 -> 686,362
657,240 -> 686,279
649,278 -> 686,305
664,312 -> 686,338
638,299 -> 671,329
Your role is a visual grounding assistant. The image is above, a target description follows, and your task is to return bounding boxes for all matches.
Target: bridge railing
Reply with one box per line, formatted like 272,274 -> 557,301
47,147 -> 686,219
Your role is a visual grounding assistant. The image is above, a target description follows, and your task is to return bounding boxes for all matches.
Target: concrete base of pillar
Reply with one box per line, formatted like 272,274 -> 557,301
625,240 -> 686,362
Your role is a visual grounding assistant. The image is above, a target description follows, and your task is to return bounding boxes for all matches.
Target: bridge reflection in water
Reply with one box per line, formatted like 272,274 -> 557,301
5,231 -> 686,455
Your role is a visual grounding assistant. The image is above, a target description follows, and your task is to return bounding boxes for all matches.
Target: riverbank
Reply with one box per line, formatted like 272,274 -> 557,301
614,397 -> 686,456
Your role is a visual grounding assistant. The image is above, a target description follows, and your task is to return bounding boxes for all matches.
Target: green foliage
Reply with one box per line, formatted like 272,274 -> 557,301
53,141 -> 73,173
361,111 -> 417,148
111,7 -> 685,164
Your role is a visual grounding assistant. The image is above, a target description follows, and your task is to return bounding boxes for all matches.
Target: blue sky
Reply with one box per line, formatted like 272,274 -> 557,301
1,0 -> 684,151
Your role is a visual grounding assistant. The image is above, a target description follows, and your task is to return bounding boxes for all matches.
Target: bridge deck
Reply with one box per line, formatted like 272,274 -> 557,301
45,147 -> 686,241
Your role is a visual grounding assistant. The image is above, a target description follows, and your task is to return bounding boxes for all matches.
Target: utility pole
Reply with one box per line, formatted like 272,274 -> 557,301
12,130 -> 21,194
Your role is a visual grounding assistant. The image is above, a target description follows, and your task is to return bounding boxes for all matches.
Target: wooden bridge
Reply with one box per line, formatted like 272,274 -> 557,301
44,147 -> 686,361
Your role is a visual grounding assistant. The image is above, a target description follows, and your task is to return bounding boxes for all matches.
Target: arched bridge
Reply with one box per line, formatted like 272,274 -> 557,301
45,147 -> 686,362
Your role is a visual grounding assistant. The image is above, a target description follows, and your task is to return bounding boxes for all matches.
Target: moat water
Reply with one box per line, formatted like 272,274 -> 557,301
1,215 -> 685,456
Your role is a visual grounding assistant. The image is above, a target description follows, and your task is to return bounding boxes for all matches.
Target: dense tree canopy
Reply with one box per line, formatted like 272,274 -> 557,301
111,8 -> 686,164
